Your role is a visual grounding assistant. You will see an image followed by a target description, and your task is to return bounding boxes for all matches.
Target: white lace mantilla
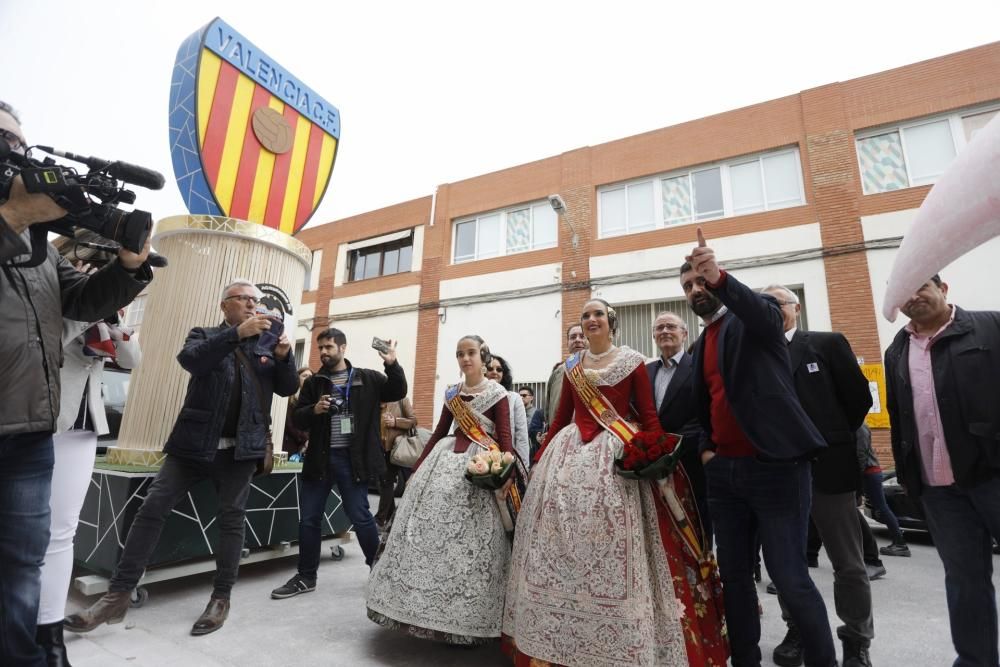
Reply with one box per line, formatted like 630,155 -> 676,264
570,345 -> 646,387
503,424 -> 688,666
367,434 -> 509,640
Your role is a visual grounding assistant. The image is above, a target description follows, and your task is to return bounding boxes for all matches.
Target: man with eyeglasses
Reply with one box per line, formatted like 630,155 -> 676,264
66,279 -> 298,638
0,100 -> 152,666
761,285 -> 874,667
645,311 -> 711,542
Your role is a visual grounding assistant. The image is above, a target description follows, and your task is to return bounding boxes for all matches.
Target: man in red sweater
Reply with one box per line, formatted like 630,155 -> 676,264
682,229 -> 836,667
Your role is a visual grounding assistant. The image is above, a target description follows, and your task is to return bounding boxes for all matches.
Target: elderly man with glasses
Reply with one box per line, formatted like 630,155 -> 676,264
644,311 -> 711,542
761,284 -> 874,667
66,279 -> 298,638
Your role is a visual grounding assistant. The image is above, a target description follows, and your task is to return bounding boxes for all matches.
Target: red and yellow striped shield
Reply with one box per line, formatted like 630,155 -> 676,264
175,18 -> 339,234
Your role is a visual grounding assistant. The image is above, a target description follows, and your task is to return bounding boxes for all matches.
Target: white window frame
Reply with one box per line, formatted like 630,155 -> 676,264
451,199 -> 559,264
855,102 -> 1000,195
597,147 -> 806,239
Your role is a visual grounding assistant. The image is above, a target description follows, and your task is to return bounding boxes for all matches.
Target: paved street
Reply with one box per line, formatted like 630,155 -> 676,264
66,519 -> 981,666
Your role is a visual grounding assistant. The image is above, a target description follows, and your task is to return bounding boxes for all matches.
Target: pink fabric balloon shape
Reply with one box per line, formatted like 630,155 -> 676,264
883,112 -> 1000,321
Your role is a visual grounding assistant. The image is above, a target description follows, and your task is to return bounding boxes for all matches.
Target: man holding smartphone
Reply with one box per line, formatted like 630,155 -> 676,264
271,327 -> 407,599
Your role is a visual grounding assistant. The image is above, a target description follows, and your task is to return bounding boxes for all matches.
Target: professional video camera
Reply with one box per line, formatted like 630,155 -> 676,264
0,136 -> 165,258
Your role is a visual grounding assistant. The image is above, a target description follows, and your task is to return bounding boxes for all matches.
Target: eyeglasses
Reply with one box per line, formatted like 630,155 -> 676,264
654,323 -> 684,332
774,299 -> 797,307
224,294 -> 260,305
519,393 -> 531,398
0,129 -> 25,152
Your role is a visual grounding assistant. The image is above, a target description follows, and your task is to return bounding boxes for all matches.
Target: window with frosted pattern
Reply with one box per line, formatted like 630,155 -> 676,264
661,175 -> 692,224
857,132 -> 907,194
453,199 -> 560,263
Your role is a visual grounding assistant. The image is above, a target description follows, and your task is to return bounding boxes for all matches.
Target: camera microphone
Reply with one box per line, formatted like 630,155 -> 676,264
35,146 -> 166,191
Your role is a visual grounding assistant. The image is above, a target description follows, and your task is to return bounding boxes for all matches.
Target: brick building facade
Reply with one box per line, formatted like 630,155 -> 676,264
289,42 -> 1000,460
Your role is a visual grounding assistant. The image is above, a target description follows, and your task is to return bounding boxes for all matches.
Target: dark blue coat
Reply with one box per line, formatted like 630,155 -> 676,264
647,353 -> 705,489
690,271 -> 827,461
163,323 -> 299,463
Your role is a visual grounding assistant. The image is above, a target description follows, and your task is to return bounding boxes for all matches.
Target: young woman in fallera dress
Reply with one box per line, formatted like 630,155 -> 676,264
503,299 -> 729,666
366,335 -> 517,645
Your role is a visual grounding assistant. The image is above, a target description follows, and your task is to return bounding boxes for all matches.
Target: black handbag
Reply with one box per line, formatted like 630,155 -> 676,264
234,348 -> 274,477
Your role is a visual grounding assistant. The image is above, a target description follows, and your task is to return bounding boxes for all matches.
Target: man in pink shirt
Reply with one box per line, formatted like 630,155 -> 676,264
884,274 -> 1000,667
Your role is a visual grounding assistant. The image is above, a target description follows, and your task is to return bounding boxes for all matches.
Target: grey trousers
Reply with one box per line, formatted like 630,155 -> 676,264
778,490 -> 874,645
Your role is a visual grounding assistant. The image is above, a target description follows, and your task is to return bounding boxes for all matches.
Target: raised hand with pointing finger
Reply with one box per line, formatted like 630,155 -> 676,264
684,227 -> 722,285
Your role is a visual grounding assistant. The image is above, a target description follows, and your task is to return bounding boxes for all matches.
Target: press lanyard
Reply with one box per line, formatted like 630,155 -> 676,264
331,368 -> 355,409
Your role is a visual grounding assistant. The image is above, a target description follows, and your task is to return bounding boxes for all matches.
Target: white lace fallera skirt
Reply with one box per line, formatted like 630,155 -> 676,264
502,424 -> 689,666
367,436 -> 510,642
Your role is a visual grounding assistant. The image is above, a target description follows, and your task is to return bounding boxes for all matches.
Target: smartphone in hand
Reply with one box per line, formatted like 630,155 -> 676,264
371,336 -> 391,354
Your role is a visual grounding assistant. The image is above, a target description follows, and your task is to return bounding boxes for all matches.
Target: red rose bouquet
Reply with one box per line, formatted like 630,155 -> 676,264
614,430 -> 682,480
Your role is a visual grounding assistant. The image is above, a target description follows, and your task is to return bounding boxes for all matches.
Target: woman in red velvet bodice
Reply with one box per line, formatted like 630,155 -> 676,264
537,361 -> 661,457
503,299 -> 728,667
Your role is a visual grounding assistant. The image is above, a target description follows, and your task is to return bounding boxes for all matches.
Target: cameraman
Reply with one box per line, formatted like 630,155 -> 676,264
0,100 -> 151,667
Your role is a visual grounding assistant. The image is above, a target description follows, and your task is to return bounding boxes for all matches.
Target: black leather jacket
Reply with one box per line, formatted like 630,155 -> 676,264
163,323 -> 298,462
1,220 -> 150,436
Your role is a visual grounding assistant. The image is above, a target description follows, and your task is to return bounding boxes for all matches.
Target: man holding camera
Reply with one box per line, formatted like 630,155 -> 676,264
66,280 -> 299,637
0,100 -> 152,667
271,328 -> 406,599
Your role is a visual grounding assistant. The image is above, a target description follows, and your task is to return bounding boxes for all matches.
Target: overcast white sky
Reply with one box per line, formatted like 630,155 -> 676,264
2,1 -> 997,232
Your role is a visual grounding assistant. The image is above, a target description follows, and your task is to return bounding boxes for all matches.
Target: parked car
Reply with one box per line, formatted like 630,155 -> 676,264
863,471 -> 927,531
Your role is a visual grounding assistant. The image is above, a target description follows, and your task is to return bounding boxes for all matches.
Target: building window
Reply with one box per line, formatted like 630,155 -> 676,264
614,288 -> 807,359
453,201 -> 558,263
124,294 -> 147,329
598,147 -> 805,238
347,231 -> 413,282
305,250 -> 322,291
856,105 -> 999,195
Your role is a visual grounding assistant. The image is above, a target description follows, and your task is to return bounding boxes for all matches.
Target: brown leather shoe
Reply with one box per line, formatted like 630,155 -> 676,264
191,596 -> 230,636
64,591 -> 131,633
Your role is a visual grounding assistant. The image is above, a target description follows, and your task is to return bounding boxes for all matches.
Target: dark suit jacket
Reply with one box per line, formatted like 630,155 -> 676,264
646,353 -> 706,507
691,271 -> 827,461
787,330 -> 873,493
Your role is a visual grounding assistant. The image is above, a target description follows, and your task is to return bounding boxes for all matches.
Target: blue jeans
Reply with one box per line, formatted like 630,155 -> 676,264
0,432 -> 55,667
863,470 -> 902,538
921,479 -> 1000,667
704,455 -> 835,667
298,448 -> 379,578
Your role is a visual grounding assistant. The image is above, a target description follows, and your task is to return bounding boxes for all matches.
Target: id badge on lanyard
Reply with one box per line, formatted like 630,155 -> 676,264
333,369 -> 355,435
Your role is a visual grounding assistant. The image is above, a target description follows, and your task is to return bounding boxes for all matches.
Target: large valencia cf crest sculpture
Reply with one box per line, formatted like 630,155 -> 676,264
168,17 -> 340,234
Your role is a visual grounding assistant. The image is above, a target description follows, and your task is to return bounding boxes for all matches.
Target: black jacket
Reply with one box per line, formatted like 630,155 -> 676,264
787,330 -> 873,494
691,271 -> 827,461
295,360 -> 407,483
163,323 -> 299,463
885,306 -> 1000,495
646,353 -> 706,504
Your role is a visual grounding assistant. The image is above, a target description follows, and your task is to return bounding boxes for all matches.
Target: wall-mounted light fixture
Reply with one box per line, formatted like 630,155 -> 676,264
548,194 -> 578,249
